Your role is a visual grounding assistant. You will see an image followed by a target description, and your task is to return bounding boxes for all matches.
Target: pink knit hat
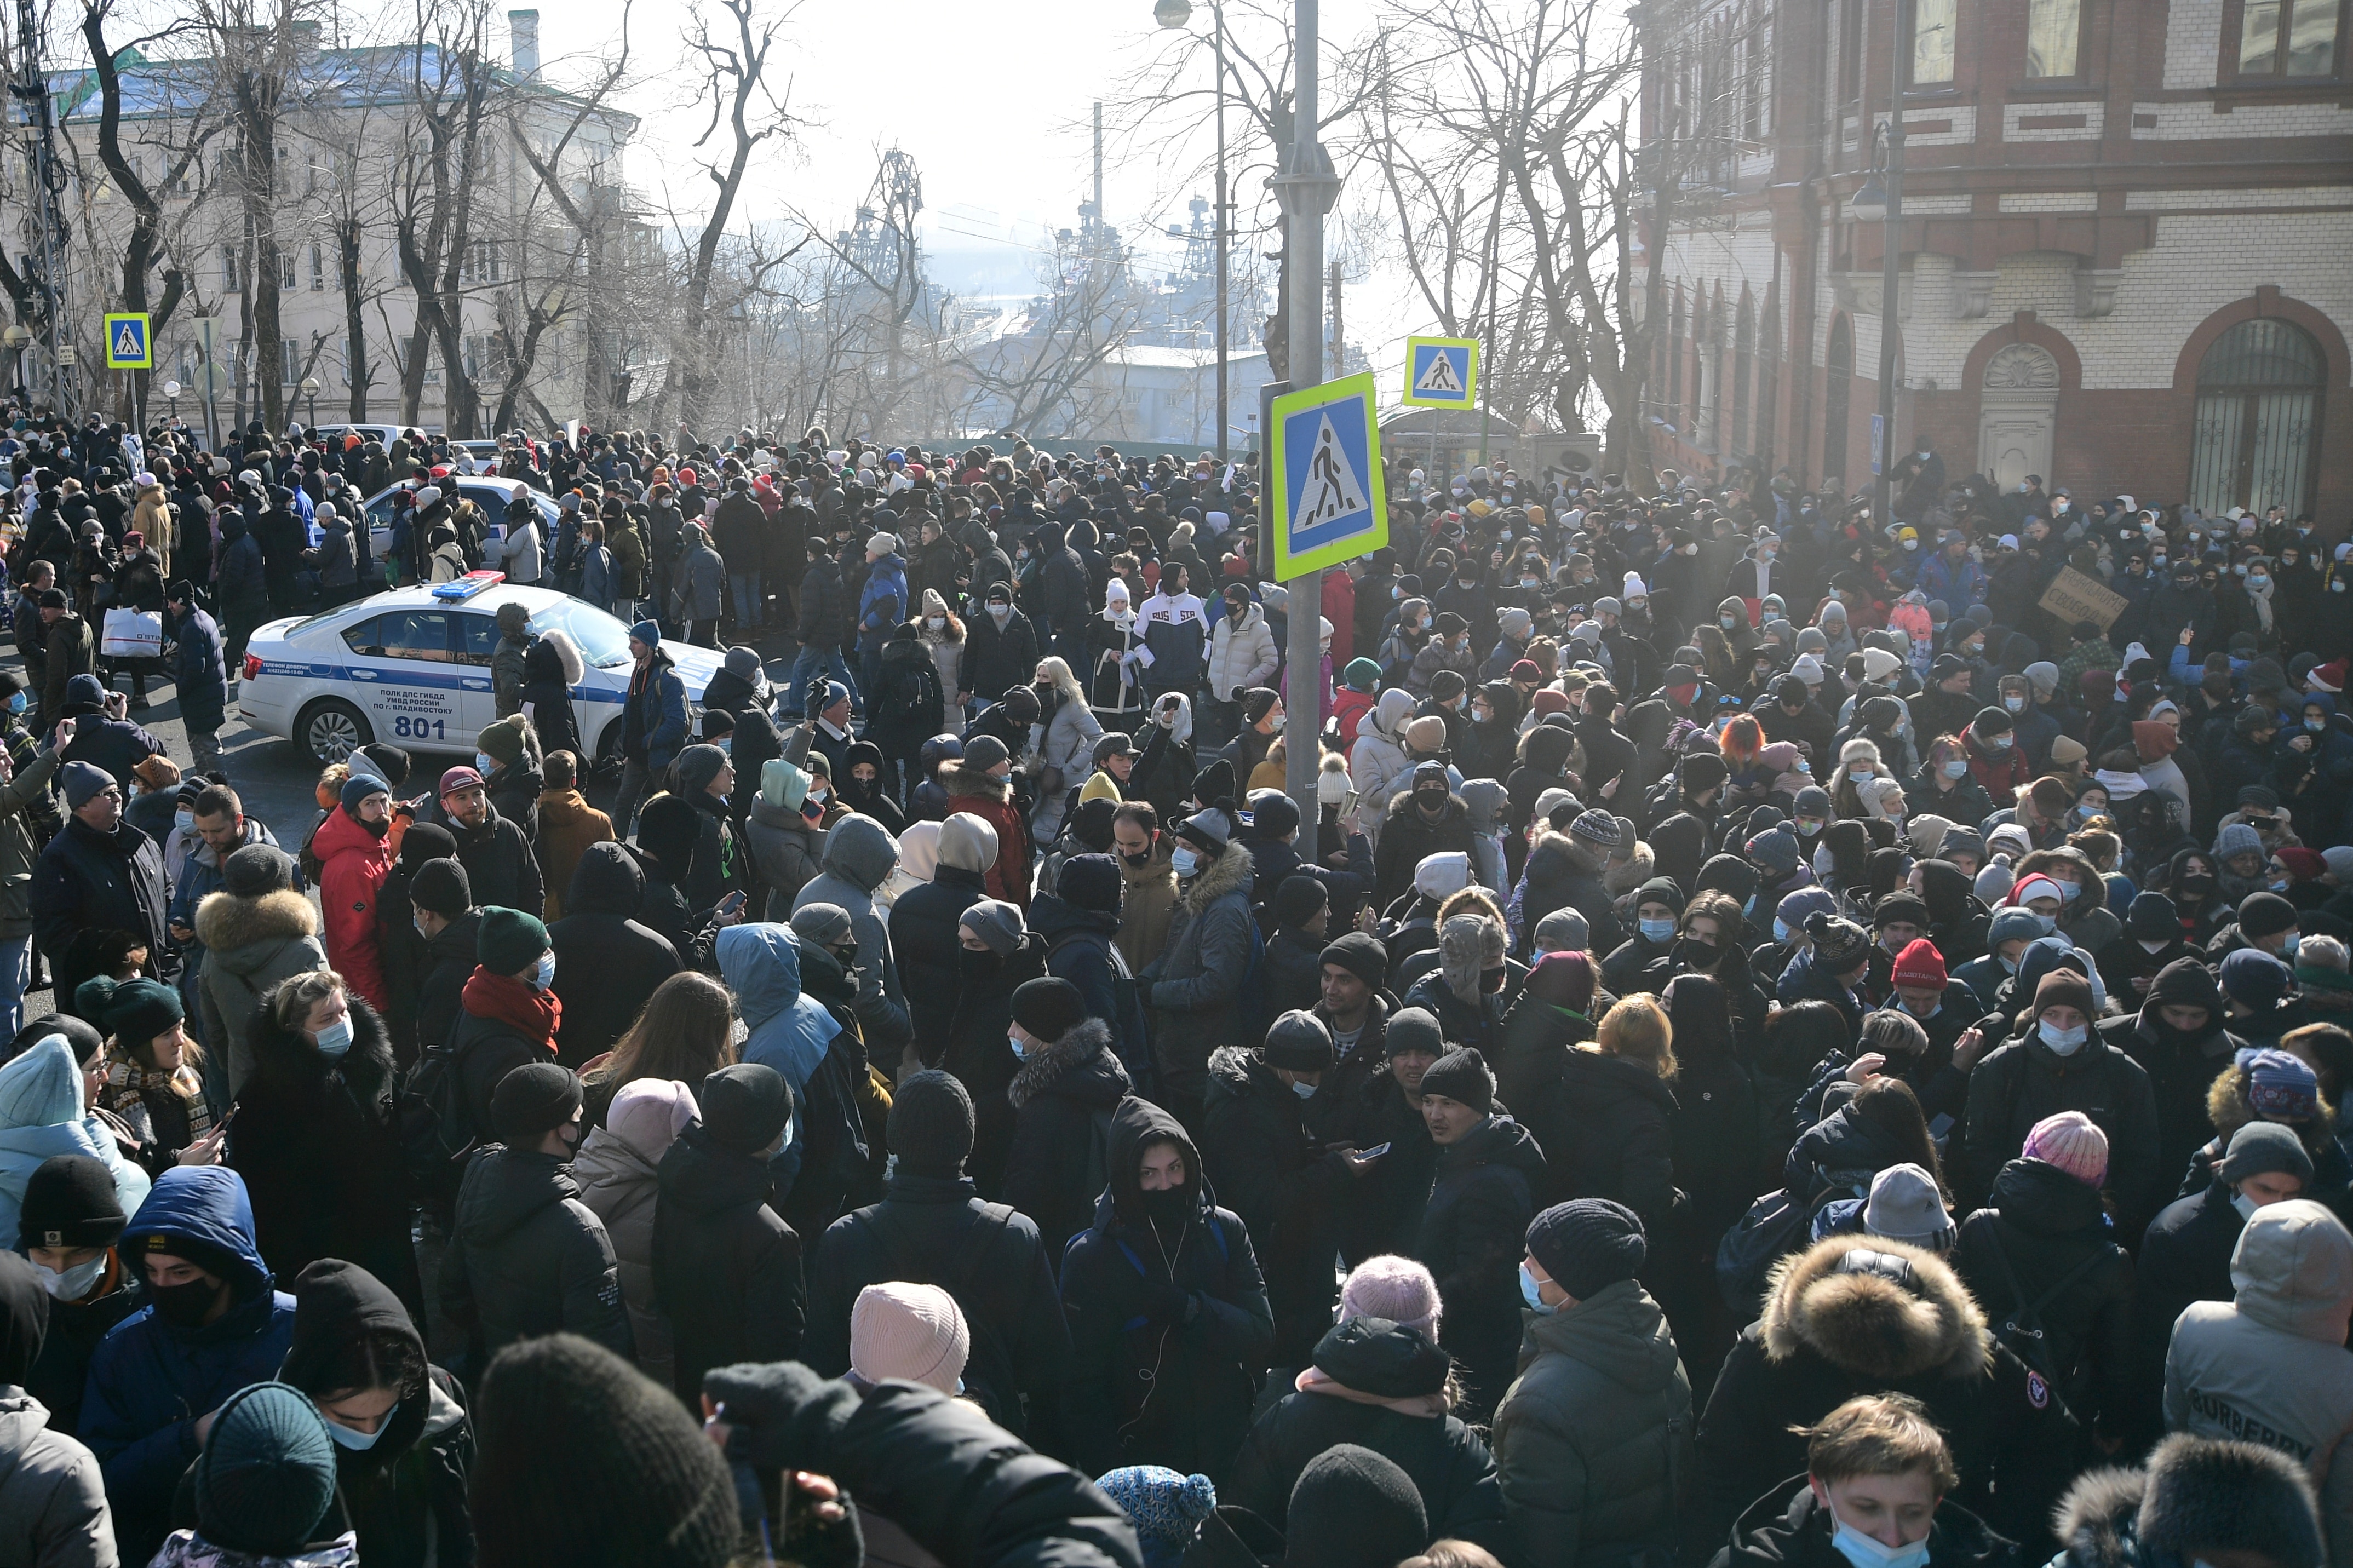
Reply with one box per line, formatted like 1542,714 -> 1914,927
606,1079 -> 697,1163
850,1283 -> 969,1395
1339,1255 -> 1442,1337
2022,1111 -> 2109,1186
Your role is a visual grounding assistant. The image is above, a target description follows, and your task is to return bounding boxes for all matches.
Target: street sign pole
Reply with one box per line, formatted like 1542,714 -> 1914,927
196,317 -> 220,453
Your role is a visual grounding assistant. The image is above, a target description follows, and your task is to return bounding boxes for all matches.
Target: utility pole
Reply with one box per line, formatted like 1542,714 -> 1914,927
1212,0 -> 1229,462
1091,101 -> 1105,239
1270,0 -> 1339,830
12,0 -> 71,416
1328,259 -> 1342,374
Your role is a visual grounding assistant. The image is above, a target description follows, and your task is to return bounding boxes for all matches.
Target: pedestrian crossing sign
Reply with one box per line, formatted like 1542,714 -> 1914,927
104,313 -> 152,371
1270,371 -> 1387,581
1402,335 -> 1478,410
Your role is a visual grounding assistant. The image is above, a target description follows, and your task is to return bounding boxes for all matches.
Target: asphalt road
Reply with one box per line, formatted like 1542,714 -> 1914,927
3,620 -> 806,1021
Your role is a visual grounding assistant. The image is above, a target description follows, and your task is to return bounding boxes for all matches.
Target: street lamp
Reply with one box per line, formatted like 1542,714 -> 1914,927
2,325 -> 28,400
300,375 -> 321,431
162,378 -> 181,428
1857,85 -> 1904,525
1154,0 -> 1231,464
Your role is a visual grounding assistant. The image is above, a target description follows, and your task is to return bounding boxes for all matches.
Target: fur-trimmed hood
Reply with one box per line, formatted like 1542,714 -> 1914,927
193,887 -> 318,956
2053,1434 -> 2325,1568
1527,830 -> 1609,883
1385,787 -> 1468,826
1007,1016 -> 1128,1112
1180,832 -> 1257,909
942,760 -> 1014,803
1759,1233 -> 1992,1382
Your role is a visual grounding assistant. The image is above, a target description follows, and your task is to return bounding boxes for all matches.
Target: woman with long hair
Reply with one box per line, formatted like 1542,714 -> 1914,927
79,977 -> 219,1174
918,588 -> 966,714
579,971 -> 738,1127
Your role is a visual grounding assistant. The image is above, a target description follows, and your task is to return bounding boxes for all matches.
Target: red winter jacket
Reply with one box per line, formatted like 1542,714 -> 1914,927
314,806 -> 393,1010
943,763 -> 1034,909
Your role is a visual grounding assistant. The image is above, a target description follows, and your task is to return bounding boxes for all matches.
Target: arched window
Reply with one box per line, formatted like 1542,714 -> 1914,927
2189,318 -> 2325,517
1823,315 -> 1853,484
1734,290 -> 1755,453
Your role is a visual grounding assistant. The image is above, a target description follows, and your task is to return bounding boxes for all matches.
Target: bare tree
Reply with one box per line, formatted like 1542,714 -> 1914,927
944,231 -> 1147,436
385,0 -> 500,432
666,0 -> 797,435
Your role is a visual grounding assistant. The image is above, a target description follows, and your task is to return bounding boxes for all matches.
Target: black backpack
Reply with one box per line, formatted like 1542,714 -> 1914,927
395,1031 -> 480,1222
864,1202 -> 1028,1437
1715,1185 -> 1841,1318
1981,1216 -> 2115,1397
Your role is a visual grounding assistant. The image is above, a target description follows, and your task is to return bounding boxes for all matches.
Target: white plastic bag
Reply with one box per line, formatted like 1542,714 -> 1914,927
100,608 -> 164,660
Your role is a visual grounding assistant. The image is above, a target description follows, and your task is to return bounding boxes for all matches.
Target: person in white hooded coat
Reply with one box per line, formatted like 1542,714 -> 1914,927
1350,688 -> 1418,843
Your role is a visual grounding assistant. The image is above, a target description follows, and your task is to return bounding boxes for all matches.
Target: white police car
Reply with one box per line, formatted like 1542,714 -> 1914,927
237,574 -> 724,765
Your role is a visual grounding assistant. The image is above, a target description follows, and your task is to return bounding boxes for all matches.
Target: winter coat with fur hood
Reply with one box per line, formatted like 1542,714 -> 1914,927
1002,1016 -> 1132,1267
193,887 -> 328,1098
1139,835 -> 1256,1110
2163,1198 -> 2353,1564
1714,1479 -> 2018,1568
2045,1432 -> 2326,1568
1692,1233 -> 2078,1558
941,761 -> 1032,908
1373,788 -> 1477,911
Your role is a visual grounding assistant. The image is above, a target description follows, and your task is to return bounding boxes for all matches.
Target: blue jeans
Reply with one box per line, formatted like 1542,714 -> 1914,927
788,644 -> 860,719
728,569 -> 763,628
0,935 -> 29,1044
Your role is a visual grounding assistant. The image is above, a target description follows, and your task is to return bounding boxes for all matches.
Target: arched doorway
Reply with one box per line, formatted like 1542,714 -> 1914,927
1823,315 -> 1853,485
1977,343 -> 2060,490
2190,319 -> 2325,516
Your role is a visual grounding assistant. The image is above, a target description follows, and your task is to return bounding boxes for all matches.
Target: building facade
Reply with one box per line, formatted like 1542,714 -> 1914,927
1638,0 -> 2352,520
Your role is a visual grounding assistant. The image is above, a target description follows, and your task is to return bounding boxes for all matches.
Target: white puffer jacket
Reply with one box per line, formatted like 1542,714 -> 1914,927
1204,603 -> 1279,702
1348,688 -> 1417,842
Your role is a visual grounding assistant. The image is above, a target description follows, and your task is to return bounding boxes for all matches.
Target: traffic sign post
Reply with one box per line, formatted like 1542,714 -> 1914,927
1870,412 -> 1886,478
1268,370 -> 1387,581
1401,335 -> 1478,411
104,313 -> 152,371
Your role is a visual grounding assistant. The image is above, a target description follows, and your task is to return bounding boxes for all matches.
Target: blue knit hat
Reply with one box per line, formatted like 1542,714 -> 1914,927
629,619 -> 661,649
1097,1466 -> 1216,1568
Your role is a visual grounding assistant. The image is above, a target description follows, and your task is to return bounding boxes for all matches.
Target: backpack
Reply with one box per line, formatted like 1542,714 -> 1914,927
1981,1216 -> 2114,1395
1231,918 -> 1270,1048
865,1201 -> 1030,1437
1715,1185 -> 1841,1318
395,1030 -> 479,1222
1045,924 -> 1150,1094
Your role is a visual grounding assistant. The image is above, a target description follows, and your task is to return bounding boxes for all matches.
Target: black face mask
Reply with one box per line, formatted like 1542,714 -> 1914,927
1121,848 -> 1154,869
1139,1186 -> 1191,1230
149,1274 -> 223,1329
1676,937 -> 1719,970
957,947 -> 1000,978
1416,790 -> 1448,816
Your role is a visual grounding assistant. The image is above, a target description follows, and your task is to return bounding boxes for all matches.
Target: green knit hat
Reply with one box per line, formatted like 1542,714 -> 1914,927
478,906 -> 550,975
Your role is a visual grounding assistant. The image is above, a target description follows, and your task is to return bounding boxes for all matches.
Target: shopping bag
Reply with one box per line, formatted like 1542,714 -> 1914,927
100,608 -> 164,660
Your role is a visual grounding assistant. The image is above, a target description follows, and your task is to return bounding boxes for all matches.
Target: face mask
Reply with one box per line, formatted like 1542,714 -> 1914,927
1795,818 -> 1823,838
1720,616 -> 1740,630
1813,843 -> 1839,879
1518,1262 -> 1558,1316
324,1408 -> 397,1451
1826,1506 -> 1932,1568
33,1254 -> 105,1300
532,952 -> 556,991
1520,577 -> 1539,589
927,616 -> 946,630
2249,575 -> 2270,590
988,603 -> 1011,621
2004,695 -> 2025,713
1267,713 -> 1285,733
314,1016 -> 354,1060
1985,734 -> 2012,753
4,692 -> 20,715
1292,1077 -> 1318,1101
175,807 -> 196,832
1774,918 -> 1792,944
1007,1031 -> 1027,1062
1942,760 -> 1967,780
2285,931 -> 2302,957
2153,554 -> 2167,568
475,751 -> 497,776
2233,1191 -> 2263,1221
2039,1019 -> 2088,1054
1170,846 -> 1200,877
148,1274 -> 221,1329
2309,718 -> 2327,732
1639,916 -> 1675,943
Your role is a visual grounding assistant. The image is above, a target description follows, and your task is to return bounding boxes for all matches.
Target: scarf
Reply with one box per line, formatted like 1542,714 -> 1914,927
1294,1364 -> 1447,1418
2245,573 -> 2275,633
460,967 -> 562,1050
100,1042 -> 214,1144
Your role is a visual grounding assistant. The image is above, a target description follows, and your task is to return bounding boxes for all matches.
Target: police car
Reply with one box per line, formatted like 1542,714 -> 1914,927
237,573 -> 724,766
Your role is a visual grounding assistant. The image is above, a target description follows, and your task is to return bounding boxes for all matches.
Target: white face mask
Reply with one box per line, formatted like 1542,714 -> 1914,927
314,1016 -> 354,1060
1170,845 -> 1200,877
1823,1498 -> 1932,1568
1007,1031 -> 1028,1062
928,616 -> 946,630
324,1406 -> 397,1451
1291,1077 -> 1318,1101
2039,1019 -> 2089,1055
2232,1191 -> 2263,1221
32,1254 -> 106,1300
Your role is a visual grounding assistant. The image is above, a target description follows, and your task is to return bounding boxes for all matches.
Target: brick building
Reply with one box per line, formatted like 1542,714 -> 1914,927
1637,0 -> 2352,521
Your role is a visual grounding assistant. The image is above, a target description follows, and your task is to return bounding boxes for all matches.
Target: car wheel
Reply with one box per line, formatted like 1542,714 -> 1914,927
296,698 -> 373,766
590,714 -> 624,779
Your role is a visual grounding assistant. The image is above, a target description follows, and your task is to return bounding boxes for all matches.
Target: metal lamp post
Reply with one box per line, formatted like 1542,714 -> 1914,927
1849,91 -> 1903,523
300,375 -> 321,432
1155,0 -> 1232,463
2,325 -> 28,402
162,378 -> 181,428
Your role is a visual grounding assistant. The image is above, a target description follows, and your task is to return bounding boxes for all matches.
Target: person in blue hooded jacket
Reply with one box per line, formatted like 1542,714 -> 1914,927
715,923 -> 866,1224
0,1035 -> 151,1255
79,1164 -> 297,1565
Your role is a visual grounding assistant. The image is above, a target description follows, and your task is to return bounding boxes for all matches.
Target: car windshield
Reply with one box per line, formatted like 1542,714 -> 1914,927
527,597 -> 633,669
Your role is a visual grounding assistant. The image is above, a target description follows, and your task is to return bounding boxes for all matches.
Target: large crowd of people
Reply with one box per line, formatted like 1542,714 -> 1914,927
0,405 -> 2340,1568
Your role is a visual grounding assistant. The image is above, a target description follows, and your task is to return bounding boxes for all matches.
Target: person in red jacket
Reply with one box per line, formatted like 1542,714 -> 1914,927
942,733 -> 1033,908
314,773 -> 394,1010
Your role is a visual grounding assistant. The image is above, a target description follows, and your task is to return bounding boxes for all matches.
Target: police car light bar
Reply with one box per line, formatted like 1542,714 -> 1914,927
431,571 -> 507,601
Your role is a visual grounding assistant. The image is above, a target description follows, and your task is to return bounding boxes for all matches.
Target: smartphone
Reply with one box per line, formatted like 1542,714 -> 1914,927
214,1102 -> 240,1134
718,891 -> 747,916
1351,1142 -> 1391,1162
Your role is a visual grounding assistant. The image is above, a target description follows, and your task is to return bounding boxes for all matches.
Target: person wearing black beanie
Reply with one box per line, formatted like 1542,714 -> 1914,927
1411,1047 -> 1545,1421
801,1071 -> 1072,1443
1202,1010 -> 1352,1364
441,1061 -> 632,1371
2097,955 -> 2245,1190
0,1249 -> 108,1558
16,1153 -> 139,1439
1493,1200 -> 1688,1568
470,1333 -> 738,1568
1283,1443 -> 1430,1568
377,820 -> 460,1064
652,1064 -> 805,1405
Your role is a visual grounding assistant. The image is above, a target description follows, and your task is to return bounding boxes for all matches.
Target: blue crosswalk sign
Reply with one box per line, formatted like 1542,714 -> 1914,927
1270,372 -> 1387,580
1401,336 -> 1478,410
104,312 -> 152,370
